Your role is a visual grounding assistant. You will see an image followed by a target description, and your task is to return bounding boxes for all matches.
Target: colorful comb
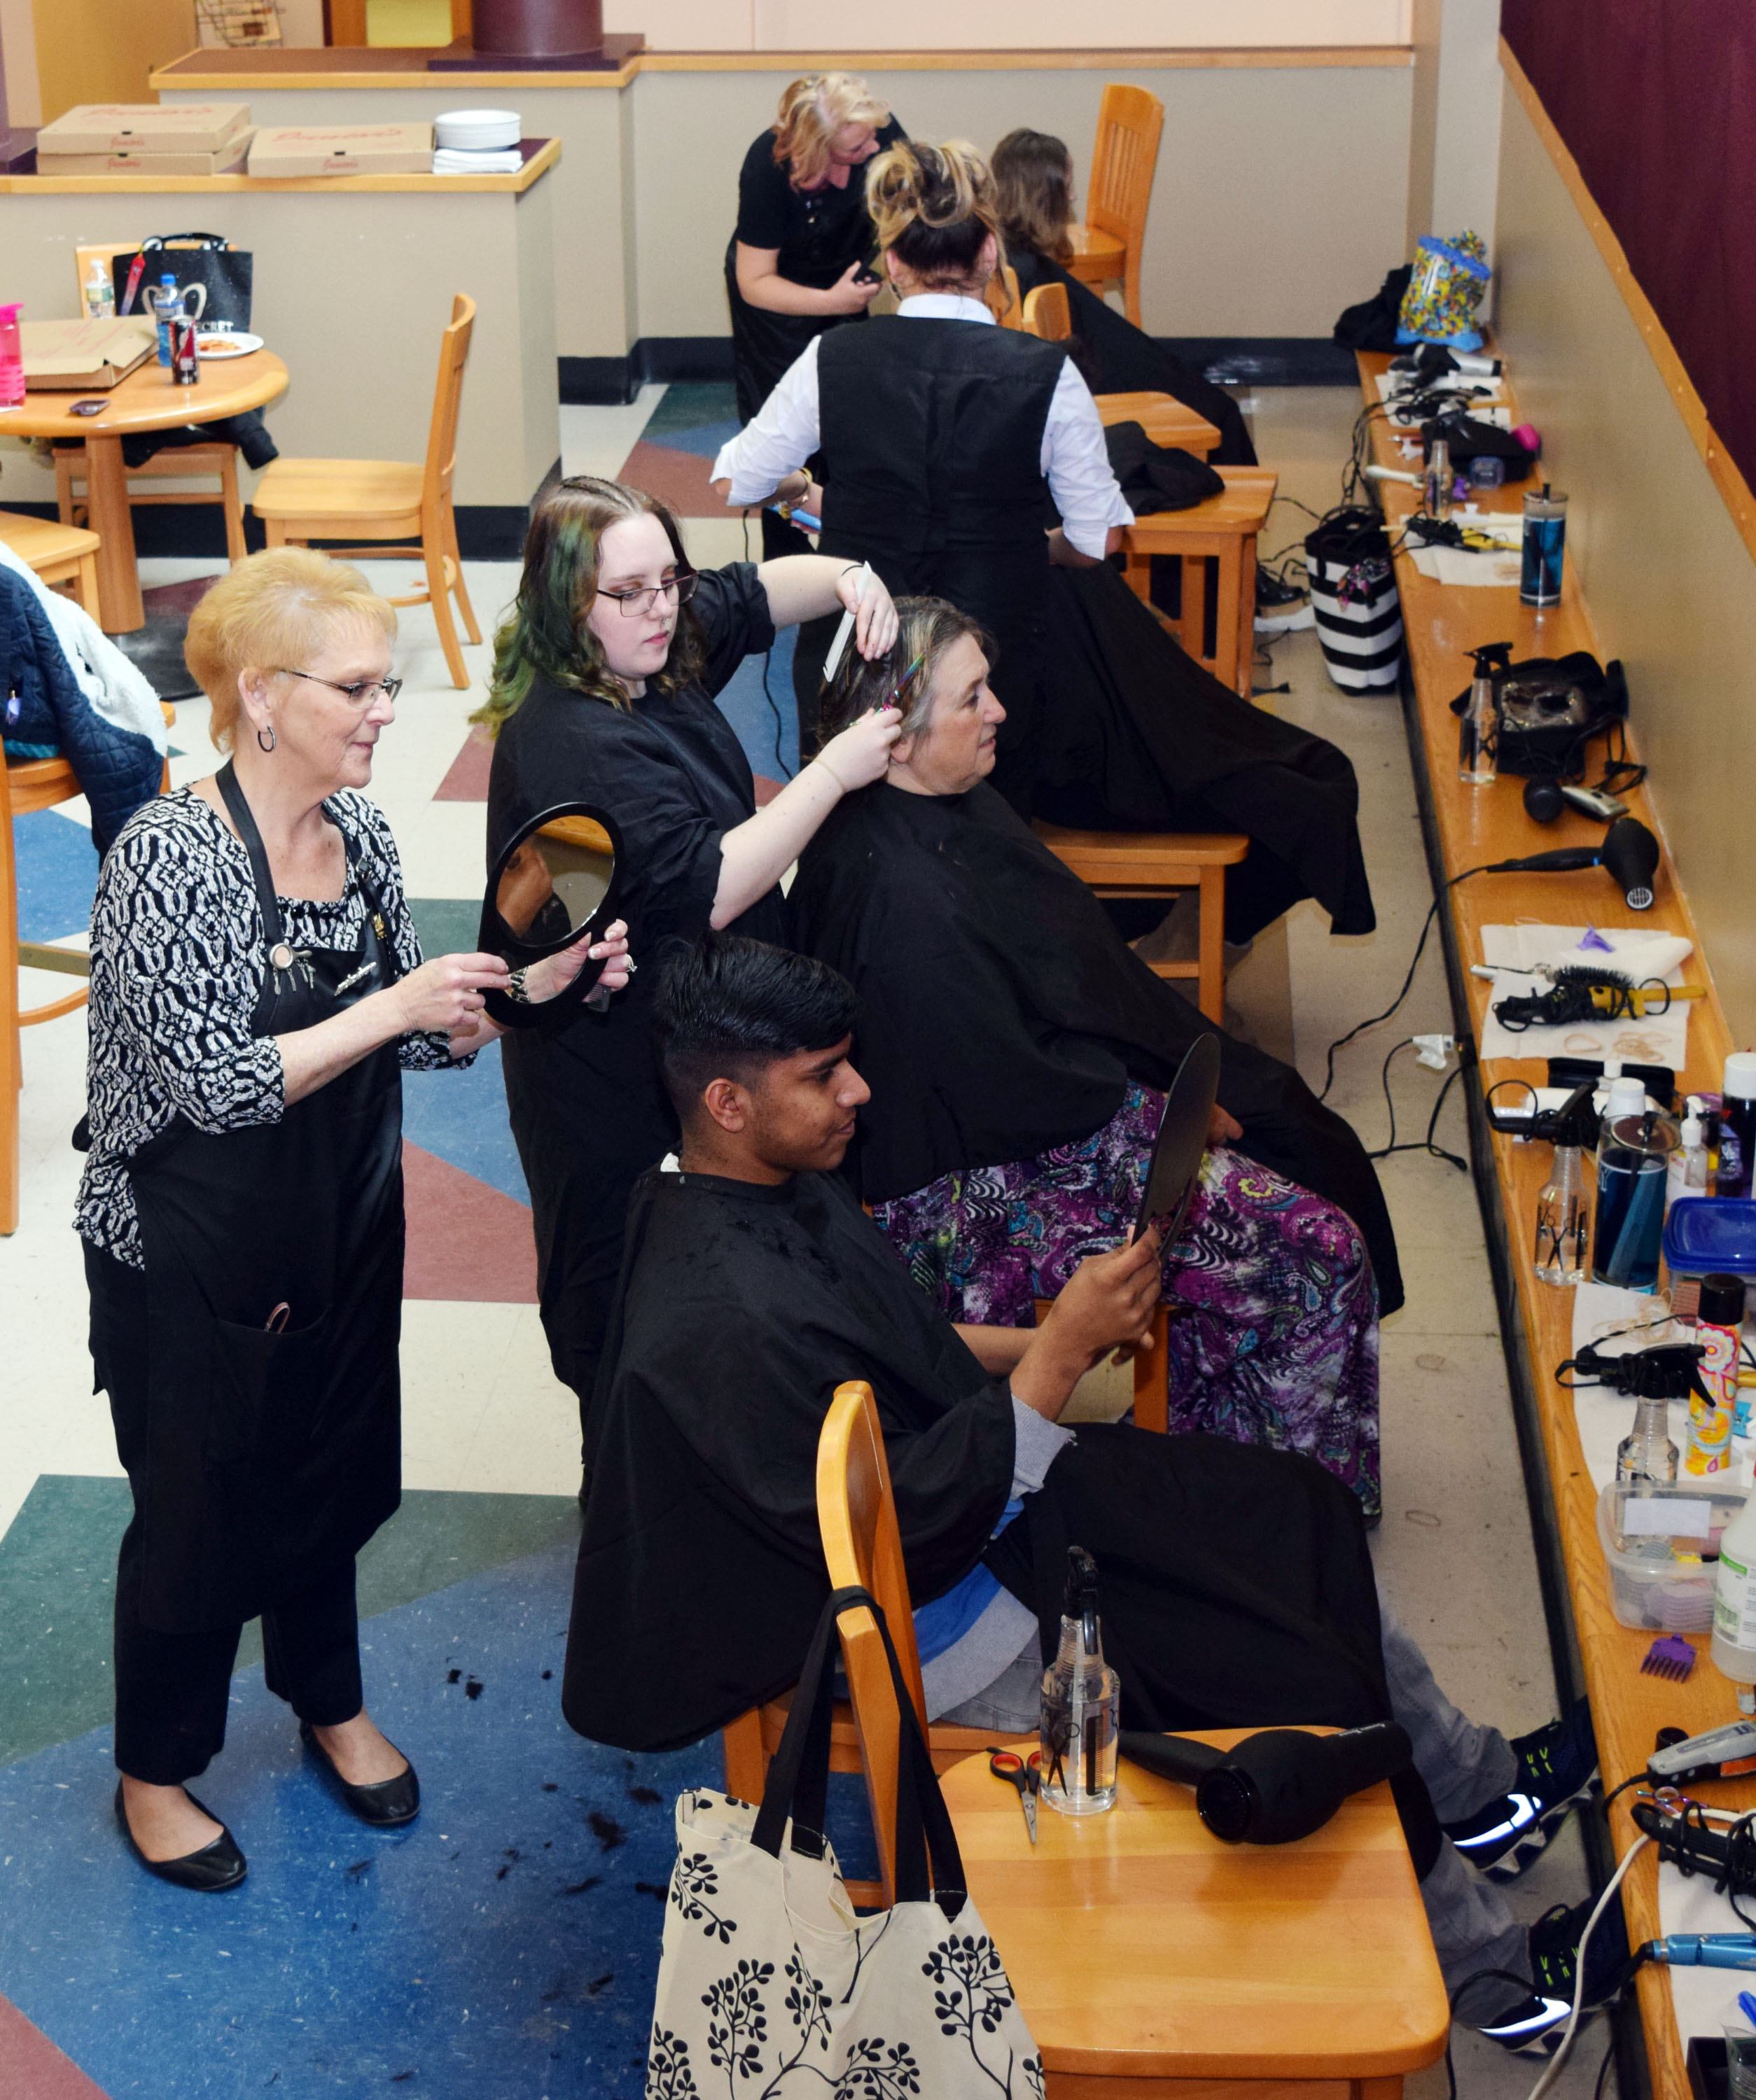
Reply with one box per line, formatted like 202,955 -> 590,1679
1640,1634 -> 1697,1681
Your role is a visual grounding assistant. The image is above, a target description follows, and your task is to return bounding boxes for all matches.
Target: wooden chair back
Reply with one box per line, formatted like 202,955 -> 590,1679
1022,281 -> 1072,343
421,293 -> 476,516
1033,1299 -> 1171,1429
815,1380 -> 933,1906
982,262 -> 1023,330
1087,84 -> 1164,251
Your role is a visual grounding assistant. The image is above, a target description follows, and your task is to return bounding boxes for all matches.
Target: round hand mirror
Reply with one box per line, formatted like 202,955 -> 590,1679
479,801 -> 623,1030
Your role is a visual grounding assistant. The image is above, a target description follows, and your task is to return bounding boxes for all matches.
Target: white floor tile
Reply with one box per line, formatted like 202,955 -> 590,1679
559,385 -> 666,479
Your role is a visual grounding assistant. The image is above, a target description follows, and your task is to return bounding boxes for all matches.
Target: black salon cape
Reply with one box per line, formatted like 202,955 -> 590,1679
1034,560 -> 1377,941
486,564 -> 790,1405
563,1166 -> 1395,1755
789,780 -> 1402,1315
1010,246 -> 1257,468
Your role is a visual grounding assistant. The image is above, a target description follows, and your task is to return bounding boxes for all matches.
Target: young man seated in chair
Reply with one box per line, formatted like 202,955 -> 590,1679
564,932 -> 1614,2056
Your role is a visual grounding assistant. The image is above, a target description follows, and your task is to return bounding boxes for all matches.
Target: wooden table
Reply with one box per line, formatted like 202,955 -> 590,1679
1,349 -> 288,631
1121,466 -> 1278,699
941,1732 -> 1448,2096
1357,349 -> 1748,2099
1096,390 -> 1222,462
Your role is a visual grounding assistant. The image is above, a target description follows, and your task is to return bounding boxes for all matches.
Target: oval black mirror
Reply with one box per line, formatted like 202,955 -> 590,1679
479,801 -> 623,1030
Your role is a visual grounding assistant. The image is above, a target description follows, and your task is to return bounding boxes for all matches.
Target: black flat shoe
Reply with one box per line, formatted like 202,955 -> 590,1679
299,1721 -> 420,1826
113,1782 -> 247,1891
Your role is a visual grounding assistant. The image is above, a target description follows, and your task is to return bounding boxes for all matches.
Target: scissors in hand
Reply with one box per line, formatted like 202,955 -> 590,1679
988,1748 -> 1040,1845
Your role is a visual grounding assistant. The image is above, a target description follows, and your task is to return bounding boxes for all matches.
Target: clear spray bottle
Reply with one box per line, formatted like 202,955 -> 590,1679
1458,640 -> 1511,786
1533,1084 -> 1595,1286
1040,1546 -> 1119,1816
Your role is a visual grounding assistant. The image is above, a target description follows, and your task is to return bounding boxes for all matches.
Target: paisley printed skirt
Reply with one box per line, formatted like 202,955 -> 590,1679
874,1084 -> 1381,1518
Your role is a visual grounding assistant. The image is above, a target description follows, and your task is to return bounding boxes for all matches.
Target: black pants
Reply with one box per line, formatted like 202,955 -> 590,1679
86,1241 -> 365,1784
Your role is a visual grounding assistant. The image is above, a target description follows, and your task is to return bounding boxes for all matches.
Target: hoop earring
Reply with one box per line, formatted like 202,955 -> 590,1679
257,725 -> 277,753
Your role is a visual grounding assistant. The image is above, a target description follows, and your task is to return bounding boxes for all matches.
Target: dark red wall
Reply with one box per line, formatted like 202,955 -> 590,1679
1501,0 -> 1756,490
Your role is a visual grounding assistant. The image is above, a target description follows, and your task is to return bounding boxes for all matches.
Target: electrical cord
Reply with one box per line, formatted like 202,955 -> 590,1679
1525,1834 -> 1647,2100
741,507 -> 796,781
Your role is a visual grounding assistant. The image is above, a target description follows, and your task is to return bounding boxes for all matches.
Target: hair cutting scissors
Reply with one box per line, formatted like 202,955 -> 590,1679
987,1748 -> 1040,1845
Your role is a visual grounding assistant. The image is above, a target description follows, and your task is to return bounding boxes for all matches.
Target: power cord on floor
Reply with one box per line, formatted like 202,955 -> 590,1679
1369,1037 -> 1470,1172
741,507 -> 795,780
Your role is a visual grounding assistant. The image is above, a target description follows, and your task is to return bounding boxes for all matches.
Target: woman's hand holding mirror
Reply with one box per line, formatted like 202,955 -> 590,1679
396,951 -> 510,1038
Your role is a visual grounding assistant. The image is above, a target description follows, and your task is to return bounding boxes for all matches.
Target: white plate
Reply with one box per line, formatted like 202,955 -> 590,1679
195,331 -> 264,359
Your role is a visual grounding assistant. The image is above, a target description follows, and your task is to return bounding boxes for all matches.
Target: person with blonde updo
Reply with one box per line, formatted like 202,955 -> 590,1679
725,73 -> 906,555
713,138 -> 1132,812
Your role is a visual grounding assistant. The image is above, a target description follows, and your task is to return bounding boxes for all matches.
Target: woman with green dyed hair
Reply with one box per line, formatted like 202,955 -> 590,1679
482,474 -> 900,1467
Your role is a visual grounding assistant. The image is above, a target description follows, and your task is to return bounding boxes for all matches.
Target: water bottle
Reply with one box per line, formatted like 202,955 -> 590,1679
1520,484 -> 1568,608
1592,1078 -> 1676,1291
150,274 -> 181,367
1040,1546 -> 1119,1817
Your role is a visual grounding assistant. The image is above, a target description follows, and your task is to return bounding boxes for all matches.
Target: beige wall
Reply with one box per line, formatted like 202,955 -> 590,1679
0,182 -> 557,510
0,0 -> 41,127
1493,76 -> 1756,1040
1407,0 -> 1503,258
28,0 -> 196,125
599,0 -> 1412,50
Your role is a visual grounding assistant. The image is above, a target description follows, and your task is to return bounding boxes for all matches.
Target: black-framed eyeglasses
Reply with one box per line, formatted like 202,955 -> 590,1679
276,668 -> 404,706
596,571 -> 699,619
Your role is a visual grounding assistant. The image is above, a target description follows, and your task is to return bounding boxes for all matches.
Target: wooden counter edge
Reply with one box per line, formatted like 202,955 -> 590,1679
0,134 -> 559,195
148,44 -> 1414,92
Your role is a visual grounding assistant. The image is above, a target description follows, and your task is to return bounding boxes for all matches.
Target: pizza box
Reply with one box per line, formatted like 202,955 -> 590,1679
37,133 -> 253,178
248,123 -> 433,178
20,317 -> 157,388
36,102 -> 251,156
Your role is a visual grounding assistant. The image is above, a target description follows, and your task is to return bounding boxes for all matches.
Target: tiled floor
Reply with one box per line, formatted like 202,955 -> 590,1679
0,385 -> 1616,2096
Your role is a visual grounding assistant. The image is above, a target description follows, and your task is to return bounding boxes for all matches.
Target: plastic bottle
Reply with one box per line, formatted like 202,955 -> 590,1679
0,303 -> 22,409
1711,1490 -> 1756,1712
1424,437 -> 1454,523
1670,1106 -> 1710,1210
1040,1545 -> 1119,1817
149,274 -> 180,368
1458,640 -> 1508,787
1717,1054 -> 1756,1200
1533,1133 -> 1589,1284
1520,484 -> 1568,608
83,259 -> 115,320
1617,1393 -> 1678,1487
1592,1077 -> 1676,1291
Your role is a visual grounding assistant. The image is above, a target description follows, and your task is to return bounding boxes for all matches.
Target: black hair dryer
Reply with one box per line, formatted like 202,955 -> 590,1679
1119,1723 -> 1412,1844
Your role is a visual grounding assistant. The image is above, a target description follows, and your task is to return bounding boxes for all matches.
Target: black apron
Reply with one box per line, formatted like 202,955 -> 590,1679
124,764 -> 405,1632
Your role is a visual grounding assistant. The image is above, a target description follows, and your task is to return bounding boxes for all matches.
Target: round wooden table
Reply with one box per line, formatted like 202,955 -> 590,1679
2,349 -> 288,631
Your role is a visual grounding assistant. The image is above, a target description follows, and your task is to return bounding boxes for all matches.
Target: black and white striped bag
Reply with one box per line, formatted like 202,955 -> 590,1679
1305,511 -> 1403,692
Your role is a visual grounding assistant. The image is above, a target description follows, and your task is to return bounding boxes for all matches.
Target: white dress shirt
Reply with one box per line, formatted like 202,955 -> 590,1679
710,292 -> 1134,561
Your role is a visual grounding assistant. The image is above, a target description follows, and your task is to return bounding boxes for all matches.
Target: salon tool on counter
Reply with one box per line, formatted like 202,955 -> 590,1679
1531,1082 -> 1596,1285
1642,1934 -> 1756,1973
1458,641 -> 1510,785
987,1749 -> 1040,1844
1040,1546 -> 1118,1816
1649,1719 -> 1756,1780
1493,966 -> 1695,1033
1391,342 -> 1503,381
1120,1721 -> 1413,1846
1641,1634 -> 1698,1681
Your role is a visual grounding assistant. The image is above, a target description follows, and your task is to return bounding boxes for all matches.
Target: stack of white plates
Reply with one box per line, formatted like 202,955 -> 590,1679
434,108 -> 521,152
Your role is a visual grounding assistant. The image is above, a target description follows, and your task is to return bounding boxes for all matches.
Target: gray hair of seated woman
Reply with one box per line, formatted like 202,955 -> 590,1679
818,595 -> 995,745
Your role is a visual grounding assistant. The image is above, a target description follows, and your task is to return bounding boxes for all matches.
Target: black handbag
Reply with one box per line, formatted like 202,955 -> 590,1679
112,234 -> 252,330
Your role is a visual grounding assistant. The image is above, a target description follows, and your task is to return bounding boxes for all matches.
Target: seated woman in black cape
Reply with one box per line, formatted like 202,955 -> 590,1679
991,127 -> 1255,468
788,598 -> 1401,1518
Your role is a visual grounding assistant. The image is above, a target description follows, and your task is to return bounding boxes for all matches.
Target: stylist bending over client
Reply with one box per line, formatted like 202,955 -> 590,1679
81,551 -> 627,1889
481,476 -> 900,1448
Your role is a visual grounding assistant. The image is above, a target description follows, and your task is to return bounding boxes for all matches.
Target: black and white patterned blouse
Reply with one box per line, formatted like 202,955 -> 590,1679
77,785 -> 456,1268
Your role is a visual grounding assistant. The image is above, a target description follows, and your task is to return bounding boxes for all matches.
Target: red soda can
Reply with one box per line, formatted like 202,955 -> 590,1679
170,314 -> 200,386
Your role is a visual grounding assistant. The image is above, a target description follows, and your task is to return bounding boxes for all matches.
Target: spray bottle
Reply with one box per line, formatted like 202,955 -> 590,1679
1459,641 -> 1511,786
1040,1546 -> 1119,1816
1533,1081 -> 1595,1285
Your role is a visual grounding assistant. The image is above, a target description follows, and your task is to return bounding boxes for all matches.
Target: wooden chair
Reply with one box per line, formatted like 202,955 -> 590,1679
251,293 -> 482,688
1067,84 -> 1164,328
60,241 -> 248,568
1122,465 -> 1278,699
1022,280 -> 1072,343
1094,387 -> 1220,462
3,704 -> 176,1234
1033,821 -> 1248,1023
982,262 -> 1024,330
721,1380 -> 996,1907
819,1382 -> 1450,2095
1034,1300 -> 1170,1429
0,512 -> 101,617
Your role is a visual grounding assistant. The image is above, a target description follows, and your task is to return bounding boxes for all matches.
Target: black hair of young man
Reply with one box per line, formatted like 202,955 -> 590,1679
653,932 -> 860,1116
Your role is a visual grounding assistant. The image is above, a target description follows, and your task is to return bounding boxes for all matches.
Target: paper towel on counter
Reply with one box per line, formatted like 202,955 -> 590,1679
1478,923 -> 1695,1067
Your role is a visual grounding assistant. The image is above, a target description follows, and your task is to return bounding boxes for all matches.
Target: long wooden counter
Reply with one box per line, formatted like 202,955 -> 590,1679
0,132 -> 557,193
1358,349 -> 1749,2098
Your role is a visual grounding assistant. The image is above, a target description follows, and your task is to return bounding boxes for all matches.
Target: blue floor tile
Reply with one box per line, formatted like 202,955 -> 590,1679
400,1041 -> 529,1206
714,629 -> 799,783
14,808 -> 99,944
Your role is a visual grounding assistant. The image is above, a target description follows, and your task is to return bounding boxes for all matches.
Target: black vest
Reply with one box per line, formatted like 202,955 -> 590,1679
818,316 -> 1066,557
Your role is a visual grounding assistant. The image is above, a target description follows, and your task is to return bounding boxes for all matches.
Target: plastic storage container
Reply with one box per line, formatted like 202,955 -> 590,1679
1598,1477 -> 1748,1630
1664,1197 -> 1756,1320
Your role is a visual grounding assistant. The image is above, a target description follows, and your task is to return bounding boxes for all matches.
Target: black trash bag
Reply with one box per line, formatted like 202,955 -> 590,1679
1333,265 -> 1414,353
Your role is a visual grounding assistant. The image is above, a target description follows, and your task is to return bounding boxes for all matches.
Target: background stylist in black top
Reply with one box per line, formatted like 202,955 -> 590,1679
726,72 -> 904,556
482,477 -> 900,1457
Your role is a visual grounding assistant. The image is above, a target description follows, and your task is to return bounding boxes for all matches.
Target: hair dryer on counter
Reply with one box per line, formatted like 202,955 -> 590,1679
1119,1723 -> 1412,1845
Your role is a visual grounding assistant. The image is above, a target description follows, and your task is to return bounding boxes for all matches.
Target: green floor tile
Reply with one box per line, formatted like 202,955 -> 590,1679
408,896 -> 485,960
641,382 -> 738,437
0,1479 -> 579,1768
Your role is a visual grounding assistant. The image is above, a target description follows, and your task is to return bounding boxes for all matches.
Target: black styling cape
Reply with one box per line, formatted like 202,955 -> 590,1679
788,780 -> 1402,1315
563,1166 -> 1400,1761
1034,560 -> 1377,941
